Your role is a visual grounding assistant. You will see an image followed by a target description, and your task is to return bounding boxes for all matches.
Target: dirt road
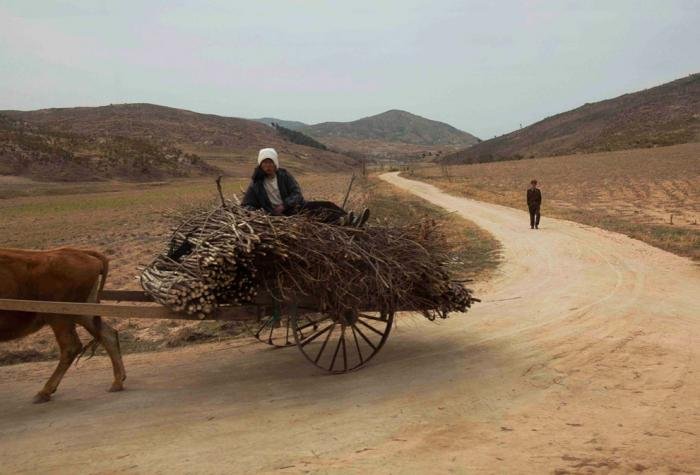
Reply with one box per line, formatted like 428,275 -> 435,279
1,172 -> 698,474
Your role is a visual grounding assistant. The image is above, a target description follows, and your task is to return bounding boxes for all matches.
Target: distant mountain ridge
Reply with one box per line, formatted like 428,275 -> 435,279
255,117 -> 308,130
300,109 -> 479,158
303,109 -> 478,145
442,73 -> 700,164
256,110 -> 478,148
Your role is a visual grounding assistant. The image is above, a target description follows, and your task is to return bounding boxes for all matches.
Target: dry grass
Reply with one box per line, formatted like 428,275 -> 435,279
0,172 -> 500,364
364,178 -> 501,281
411,143 -> 700,259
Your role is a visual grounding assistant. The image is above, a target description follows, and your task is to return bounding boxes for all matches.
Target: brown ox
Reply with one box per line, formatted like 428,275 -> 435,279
0,248 -> 126,403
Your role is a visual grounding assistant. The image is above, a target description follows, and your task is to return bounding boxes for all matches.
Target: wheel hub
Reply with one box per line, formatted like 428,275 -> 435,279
337,309 -> 358,325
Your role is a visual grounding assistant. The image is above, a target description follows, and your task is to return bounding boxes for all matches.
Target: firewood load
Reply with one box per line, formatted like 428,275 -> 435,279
140,202 -> 478,320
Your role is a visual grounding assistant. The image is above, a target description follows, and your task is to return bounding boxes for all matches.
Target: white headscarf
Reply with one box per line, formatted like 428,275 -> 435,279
257,148 -> 279,168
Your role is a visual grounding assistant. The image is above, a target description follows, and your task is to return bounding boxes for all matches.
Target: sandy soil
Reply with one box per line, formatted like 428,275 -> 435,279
1,172 -> 698,474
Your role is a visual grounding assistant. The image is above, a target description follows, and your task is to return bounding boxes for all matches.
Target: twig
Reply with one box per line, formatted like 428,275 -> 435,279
341,174 -> 356,210
215,175 -> 226,208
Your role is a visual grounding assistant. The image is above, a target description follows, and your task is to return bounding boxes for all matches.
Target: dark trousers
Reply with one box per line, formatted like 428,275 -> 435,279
286,201 -> 346,223
529,205 -> 541,228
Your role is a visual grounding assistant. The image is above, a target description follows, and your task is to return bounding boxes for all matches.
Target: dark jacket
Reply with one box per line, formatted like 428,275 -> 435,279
242,167 -> 305,213
527,188 -> 542,208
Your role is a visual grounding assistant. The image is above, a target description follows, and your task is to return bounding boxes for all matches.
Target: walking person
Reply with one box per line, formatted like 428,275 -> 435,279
242,148 -> 369,226
527,179 -> 542,229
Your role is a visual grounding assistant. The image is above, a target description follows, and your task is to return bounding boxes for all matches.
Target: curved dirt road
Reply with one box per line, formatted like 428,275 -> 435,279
1,172 -> 698,473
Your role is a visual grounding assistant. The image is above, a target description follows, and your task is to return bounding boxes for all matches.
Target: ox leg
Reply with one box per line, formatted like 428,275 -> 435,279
79,317 -> 126,392
34,321 -> 82,403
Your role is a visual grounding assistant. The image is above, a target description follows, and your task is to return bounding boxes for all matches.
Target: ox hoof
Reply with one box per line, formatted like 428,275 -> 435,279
33,393 -> 51,404
108,382 -> 124,393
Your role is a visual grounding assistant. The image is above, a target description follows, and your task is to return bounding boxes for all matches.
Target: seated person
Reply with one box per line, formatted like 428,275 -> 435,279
242,148 -> 369,226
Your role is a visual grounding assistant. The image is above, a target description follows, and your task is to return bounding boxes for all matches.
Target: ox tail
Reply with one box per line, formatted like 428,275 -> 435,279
88,250 -> 109,339
77,338 -> 100,364
76,250 -> 110,365
83,249 -> 110,298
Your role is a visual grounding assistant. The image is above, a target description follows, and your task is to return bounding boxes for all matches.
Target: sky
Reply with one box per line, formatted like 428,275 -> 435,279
1,0 -> 698,138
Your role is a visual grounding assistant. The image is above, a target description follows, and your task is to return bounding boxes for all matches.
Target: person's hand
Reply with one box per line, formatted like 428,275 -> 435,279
273,204 -> 285,215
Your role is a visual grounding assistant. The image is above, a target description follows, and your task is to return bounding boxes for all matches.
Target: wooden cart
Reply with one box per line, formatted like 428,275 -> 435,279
0,289 -> 398,374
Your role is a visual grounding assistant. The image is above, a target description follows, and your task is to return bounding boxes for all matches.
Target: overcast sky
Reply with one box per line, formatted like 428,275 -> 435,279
1,0 -> 698,138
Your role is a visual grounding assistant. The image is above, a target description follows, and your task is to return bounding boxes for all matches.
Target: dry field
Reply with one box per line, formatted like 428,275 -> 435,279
411,142 -> 700,259
0,172 -> 499,364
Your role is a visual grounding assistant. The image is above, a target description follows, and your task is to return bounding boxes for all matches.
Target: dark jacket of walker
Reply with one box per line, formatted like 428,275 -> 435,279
242,167 -> 305,213
527,188 -> 542,208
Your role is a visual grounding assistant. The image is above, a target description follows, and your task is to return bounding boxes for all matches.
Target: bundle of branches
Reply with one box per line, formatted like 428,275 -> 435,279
141,203 -> 478,320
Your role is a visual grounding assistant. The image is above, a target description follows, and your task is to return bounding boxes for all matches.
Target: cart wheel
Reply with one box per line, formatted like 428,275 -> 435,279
292,309 -> 394,373
244,304 -> 317,348
244,304 -> 296,348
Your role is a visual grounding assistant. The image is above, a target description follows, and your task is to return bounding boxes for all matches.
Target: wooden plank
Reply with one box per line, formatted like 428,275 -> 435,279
0,298 -> 177,319
0,298 -> 259,321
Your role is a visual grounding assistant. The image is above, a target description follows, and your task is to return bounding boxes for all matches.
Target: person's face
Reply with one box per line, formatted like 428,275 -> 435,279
261,159 -> 276,176
530,182 -> 537,188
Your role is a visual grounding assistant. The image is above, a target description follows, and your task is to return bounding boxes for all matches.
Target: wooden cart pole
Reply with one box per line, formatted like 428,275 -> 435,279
341,174 -> 356,210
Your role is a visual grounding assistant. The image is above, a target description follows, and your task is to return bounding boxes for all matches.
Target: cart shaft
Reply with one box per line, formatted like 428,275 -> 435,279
0,297 -> 259,321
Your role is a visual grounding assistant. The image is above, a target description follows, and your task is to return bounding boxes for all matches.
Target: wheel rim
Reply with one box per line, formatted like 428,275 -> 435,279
292,310 -> 394,373
244,305 -> 299,348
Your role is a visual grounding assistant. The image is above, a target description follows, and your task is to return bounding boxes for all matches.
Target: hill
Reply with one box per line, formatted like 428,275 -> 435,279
270,123 -> 328,151
0,114 -> 217,181
255,117 -> 307,130
443,73 -> 700,164
0,104 -> 358,180
301,109 -> 480,159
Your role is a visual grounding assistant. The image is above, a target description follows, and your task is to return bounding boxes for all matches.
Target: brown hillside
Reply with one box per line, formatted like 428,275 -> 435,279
0,114 -> 217,181
0,104 -> 358,179
2,103 -> 273,149
443,73 -> 700,164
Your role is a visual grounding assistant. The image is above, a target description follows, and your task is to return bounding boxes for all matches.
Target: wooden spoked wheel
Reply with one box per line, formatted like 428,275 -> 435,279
292,309 -> 394,373
244,305 -> 300,348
